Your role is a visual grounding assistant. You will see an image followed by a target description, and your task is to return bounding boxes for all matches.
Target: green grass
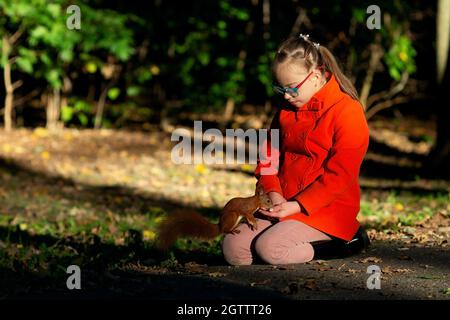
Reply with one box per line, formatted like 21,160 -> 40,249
359,191 -> 449,231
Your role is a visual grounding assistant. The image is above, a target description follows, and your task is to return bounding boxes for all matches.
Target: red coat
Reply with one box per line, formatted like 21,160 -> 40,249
255,74 -> 369,241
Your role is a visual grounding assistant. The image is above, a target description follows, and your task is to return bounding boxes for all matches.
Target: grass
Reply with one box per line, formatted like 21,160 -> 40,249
0,181 -> 224,293
359,190 -> 449,231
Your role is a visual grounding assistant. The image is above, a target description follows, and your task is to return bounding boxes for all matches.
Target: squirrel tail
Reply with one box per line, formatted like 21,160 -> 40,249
156,209 -> 220,251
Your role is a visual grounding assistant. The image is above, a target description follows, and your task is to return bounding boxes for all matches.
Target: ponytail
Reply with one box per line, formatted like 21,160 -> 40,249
318,46 -> 361,104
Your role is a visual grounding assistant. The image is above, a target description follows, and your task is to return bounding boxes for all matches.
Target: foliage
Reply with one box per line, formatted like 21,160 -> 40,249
0,0 -> 430,128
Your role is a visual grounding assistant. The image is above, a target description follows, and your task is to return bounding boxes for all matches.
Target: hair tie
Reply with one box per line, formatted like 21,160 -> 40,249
299,33 -> 320,49
299,33 -> 310,41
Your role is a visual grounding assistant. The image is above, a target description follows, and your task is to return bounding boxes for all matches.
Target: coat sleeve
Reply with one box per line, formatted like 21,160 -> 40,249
254,109 -> 283,194
294,103 -> 369,215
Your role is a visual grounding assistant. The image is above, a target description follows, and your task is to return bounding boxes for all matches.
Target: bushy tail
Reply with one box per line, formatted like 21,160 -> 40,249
156,209 -> 220,251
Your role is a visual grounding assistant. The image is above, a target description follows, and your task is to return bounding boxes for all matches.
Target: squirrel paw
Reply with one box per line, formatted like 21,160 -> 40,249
248,222 -> 258,231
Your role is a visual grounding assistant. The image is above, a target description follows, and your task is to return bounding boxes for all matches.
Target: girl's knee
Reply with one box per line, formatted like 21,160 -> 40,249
254,236 -> 314,265
222,234 -> 252,266
254,236 -> 283,264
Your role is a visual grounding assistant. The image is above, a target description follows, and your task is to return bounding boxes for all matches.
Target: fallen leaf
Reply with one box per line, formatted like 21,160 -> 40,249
250,279 -> 271,287
41,151 -> 51,160
33,127 -> 49,138
208,272 -> 226,278
337,263 -> 347,271
2,144 -> 12,153
347,268 -> 360,274
358,257 -> 382,263
195,164 -> 209,175
317,265 -> 334,272
382,266 -> 413,274
184,262 -> 205,273
303,278 -> 318,291
281,282 -> 298,295
143,230 -> 156,241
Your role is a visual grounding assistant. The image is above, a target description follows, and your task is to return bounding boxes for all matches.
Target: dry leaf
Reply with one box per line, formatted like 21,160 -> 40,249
250,279 -> 271,287
208,272 -> 226,278
358,256 -> 382,263
303,278 -> 318,291
347,268 -> 360,274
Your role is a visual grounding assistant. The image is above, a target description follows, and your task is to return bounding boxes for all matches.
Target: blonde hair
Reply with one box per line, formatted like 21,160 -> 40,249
272,36 -> 360,102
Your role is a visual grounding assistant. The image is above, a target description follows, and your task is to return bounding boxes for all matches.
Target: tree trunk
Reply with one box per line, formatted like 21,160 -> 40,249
426,59 -> 450,178
94,84 -> 108,129
46,88 -> 61,131
2,36 -> 13,132
425,0 -> 450,178
95,64 -> 121,129
4,63 -> 13,132
2,30 -> 23,131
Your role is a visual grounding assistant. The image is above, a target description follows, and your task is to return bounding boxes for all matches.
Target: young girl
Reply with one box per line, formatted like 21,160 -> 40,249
222,34 -> 370,265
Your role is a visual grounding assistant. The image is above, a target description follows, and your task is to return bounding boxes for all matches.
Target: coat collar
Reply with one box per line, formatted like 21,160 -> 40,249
299,73 -> 345,113
279,73 -> 345,116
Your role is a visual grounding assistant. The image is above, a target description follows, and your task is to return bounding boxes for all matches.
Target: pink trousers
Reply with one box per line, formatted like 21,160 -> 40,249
222,217 -> 332,265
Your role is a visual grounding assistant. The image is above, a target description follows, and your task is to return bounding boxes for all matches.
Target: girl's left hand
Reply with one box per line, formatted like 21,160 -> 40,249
259,201 -> 301,219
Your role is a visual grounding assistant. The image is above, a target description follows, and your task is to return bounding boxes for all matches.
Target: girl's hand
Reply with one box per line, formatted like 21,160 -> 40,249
267,192 -> 286,205
259,201 -> 301,219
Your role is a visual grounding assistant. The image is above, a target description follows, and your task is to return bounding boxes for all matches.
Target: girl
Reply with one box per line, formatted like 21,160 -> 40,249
222,34 -> 370,265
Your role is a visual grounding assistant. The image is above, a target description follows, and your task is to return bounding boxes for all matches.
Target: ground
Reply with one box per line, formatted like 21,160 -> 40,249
0,117 -> 448,300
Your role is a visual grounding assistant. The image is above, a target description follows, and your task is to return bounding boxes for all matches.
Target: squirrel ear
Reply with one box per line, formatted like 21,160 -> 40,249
256,184 -> 264,195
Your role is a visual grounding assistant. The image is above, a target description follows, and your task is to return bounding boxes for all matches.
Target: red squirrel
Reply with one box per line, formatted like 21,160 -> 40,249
156,185 -> 273,250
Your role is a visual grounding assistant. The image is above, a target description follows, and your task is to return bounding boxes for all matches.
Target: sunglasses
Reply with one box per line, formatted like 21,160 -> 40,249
272,71 -> 314,98
272,65 -> 325,98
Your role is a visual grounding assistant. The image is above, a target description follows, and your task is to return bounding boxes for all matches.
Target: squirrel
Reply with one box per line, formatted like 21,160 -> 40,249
155,185 -> 273,251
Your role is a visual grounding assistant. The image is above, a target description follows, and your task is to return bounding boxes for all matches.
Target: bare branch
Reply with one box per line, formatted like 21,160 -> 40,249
365,94 -> 426,120
12,80 -> 23,90
366,71 -> 409,107
9,27 -> 24,45
13,89 -> 40,107
359,34 -> 384,108
289,8 -> 312,37
8,56 -> 18,65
